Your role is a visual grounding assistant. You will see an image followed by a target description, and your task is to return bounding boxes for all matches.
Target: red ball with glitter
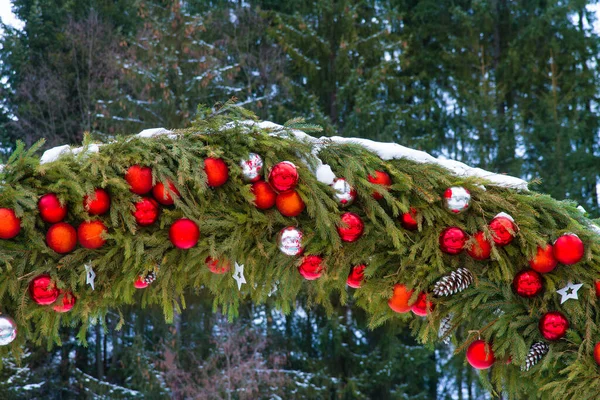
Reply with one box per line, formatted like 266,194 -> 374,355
152,181 -> 180,205
347,264 -> 366,289
529,244 -> 558,273
169,218 -> 200,249
53,291 -> 76,313
466,340 -> 495,369
512,269 -> 543,297
83,188 -> 111,215
29,274 -> 59,305
0,208 -> 20,239
467,231 -> 491,260
125,165 -> 153,195
489,214 -> 516,246
298,255 -> 324,280
553,233 -> 584,265
400,208 -> 419,231
133,197 -> 160,226
439,227 -> 467,255
38,193 -> 67,223
367,170 -> 391,200
204,157 -> 229,187
539,311 -> 568,341
337,212 -> 364,242
268,161 -> 299,192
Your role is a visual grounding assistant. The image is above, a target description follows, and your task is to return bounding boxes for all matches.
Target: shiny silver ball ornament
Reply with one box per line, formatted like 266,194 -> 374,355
331,178 -> 356,207
443,186 -> 471,214
0,315 -> 17,346
240,153 -> 264,182
277,226 -> 304,256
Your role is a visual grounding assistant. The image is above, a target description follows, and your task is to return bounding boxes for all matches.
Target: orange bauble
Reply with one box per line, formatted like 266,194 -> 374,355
276,190 -> 305,217
125,165 -> 153,195
204,157 -> 229,187
46,222 -> 77,254
529,244 -> 558,273
152,180 -> 180,205
77,220 -> 107,249
251,181 -> 277,209
388,284 -> 414,313
0,208 -> 21,239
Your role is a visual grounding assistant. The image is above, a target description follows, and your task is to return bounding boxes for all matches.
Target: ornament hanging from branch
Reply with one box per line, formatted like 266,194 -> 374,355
443,187 -> 470,214
0,315 -> 17,346
233,262 -> 247,290
240,153 -> 264,182
556,281 -> 583,304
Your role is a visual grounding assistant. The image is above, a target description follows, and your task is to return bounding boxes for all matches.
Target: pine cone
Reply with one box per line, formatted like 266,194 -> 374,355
522,342 -> 549,371
143,271 -> 156,285
433,268 -> 474,296
438,314 -> 453,344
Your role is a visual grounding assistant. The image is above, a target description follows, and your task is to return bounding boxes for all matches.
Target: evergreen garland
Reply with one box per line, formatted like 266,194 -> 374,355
0,108 -> 600,398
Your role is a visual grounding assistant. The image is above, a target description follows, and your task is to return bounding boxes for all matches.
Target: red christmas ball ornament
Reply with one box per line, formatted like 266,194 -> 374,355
240,153 -> 264,182
83,188 -> 111,215
467,231 -> 491,260
268,161 -> 299,192
46,222 -> 77,254
53,291 -> 76,313
411,292 -> 434,317
594,342 -> 600,366
466,340 -> 496,369
205,257 -> 231,274
553,233 -> 584,265
298,255 -> 324,280
337,212 -> 364,242
277,227 -> 304,256
347,264 -> 366,289
388,284 -> 414,313
400,208 -> 419,231
204,157 -> 229,187
133,277 -> 149,289
539,311 -> 569,341
595,280 -> 600,298
38,193 -> 67,223
133,197 -> 160,226
152,181 -> 180,206
489,213 -> 516,246
251,181 -> 277,209
512,269 -> 543,297
439,227 -> 467,255
276,190 -> 305,217
125,165 -> 153,195
331,178 -> 356,207
77,220 -> 107,249
169,218 -> 200,249
0,208 -> 20,239
529,244 -> 558,273
367,170 -> 391,200
28,274 -> 59,305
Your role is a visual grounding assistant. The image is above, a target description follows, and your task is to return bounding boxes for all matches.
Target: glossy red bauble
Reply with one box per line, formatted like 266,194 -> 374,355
298,255 -> 325,280
439,227 -> 467,255
134,277 -> 149,289
38,193 -> 67,223
529,244 -> 558,273
77,220 -> 107,249
553,234 -> 584,265
337,212 -> 364,242
539,311 -> 569,341
169,218 -> 200,249
388,284 -> 414,313
46,222 -> 77,254
400,208 -> 419,231
467,231 -> 491,260
125,165 -> 153,195
411,292 -> 434,317
367,170 -> 391,200
29,274 -> 59,305
268,161 -> 299,193
595,280 -> 600,298
0,208 -> 20,239
276,190 -> 305,217
204,157 -> 229,187
347,264 -> 366,289
133,197 -> 160,226
251,181 -> 277,209
466,340 -> 495,369
152,181 -> 180,205
83,188 -> 111,215
512,269 -> 543,297
594,342 -> 600,366
53,291 -> 76,313
489,215 -> 516,246
205,257 -> 231,274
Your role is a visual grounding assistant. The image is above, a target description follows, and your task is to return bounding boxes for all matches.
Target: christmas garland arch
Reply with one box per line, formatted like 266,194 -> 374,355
1,110 -> 600,398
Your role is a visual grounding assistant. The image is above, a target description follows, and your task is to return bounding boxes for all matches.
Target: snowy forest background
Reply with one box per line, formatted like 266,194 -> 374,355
1,0 -> 600,399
